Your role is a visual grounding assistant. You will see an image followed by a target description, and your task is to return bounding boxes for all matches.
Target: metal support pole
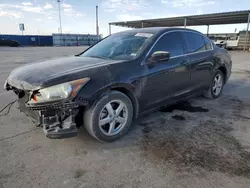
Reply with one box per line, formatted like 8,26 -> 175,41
96,6 -> 99,40
109,23 -> 111,35
243,12 -> 250,51
207,25 -> 210,36
57,0 -> 62,34
57,0 -> 62,46
141,21 -> 144,28
184,18 -> 187,28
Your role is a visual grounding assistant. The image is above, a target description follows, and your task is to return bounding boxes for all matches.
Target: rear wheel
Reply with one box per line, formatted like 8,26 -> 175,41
204,70 -> 224,99
84,91 -> 133,142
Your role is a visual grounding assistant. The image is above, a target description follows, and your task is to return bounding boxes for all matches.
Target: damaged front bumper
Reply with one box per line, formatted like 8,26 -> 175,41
27,102 -> 79,139
16,89 -> 85,139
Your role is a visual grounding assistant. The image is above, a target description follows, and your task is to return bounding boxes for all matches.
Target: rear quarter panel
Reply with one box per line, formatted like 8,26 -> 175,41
213,47 -> 232,82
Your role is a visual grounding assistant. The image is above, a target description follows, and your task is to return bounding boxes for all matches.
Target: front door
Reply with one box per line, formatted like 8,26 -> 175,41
139,31 -> 191,112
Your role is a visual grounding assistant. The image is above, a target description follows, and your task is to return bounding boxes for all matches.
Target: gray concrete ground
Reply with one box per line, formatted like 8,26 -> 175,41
0,47 -> 250,188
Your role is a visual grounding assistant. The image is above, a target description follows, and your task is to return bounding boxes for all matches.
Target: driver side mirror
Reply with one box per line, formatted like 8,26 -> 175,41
148,51 -> 170,63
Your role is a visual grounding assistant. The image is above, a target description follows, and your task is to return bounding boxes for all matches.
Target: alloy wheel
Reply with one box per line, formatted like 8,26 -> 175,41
212,73 -> 223,96
98,100 -> 128,136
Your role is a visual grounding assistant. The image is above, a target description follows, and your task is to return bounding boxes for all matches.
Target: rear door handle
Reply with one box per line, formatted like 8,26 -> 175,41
181,61 -> 189,65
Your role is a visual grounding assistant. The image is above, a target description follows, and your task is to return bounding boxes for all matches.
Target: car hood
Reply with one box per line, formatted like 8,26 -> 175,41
6,56 -> 120,91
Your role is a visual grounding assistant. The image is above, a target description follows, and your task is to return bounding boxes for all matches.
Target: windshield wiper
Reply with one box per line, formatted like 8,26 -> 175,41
88,55 -> 110,60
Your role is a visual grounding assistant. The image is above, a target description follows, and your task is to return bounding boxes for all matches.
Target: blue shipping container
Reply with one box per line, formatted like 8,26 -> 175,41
0,34 -> 53,46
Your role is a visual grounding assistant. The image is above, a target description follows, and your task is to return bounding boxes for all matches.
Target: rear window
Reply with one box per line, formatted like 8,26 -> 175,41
183,32 -> 206,53
203,37 -> 212,50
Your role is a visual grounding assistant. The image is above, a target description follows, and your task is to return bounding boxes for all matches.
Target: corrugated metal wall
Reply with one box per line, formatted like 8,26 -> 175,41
0,34 -> 53,46
52,34 -> 100,46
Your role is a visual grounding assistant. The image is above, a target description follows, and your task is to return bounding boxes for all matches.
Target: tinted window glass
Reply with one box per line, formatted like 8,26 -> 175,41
203,37 -> 212,50
151,32 -> 184,57
82,32 -> 154,60
183,32 -> 206,53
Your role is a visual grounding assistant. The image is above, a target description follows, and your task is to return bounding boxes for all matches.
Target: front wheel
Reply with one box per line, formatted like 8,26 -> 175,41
204,70 -> 224,99
84,91 -> 133,142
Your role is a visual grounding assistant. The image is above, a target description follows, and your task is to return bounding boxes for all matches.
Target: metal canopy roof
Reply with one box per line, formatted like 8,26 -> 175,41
109,10 -> 250,28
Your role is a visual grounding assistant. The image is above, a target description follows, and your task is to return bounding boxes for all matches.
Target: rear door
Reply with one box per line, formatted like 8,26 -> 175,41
182,31 -> 214,92
140,31 -> 191,111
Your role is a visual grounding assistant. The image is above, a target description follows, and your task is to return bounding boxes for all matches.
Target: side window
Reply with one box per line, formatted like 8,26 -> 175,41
203,37 -> 212,50
151,32 -> 184,57
183,32 -> 206,53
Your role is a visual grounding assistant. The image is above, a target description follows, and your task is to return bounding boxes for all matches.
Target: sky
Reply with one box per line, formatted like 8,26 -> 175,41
0,0 -> 250,36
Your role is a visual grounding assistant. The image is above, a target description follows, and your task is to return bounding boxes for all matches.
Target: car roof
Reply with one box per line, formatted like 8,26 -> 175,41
116,27 -> 203,36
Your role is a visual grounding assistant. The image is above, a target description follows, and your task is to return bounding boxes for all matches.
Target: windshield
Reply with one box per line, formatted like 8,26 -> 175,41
81,32 -> 154,60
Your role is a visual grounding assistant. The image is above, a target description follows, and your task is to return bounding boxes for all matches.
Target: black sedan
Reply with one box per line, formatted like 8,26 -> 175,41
0,38 -> 20,47
4,28 -> 232,142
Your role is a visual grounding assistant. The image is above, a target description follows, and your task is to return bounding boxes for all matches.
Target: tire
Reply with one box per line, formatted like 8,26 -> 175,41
84,91 -> 133,142
204,70 -> 224,99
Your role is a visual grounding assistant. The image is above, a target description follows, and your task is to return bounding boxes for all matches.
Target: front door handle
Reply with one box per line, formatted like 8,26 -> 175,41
165,70 -> 170,75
